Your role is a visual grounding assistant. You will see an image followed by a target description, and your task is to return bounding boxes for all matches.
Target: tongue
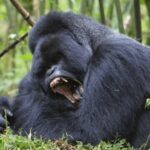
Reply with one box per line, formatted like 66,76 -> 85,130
53,85 -> 78,103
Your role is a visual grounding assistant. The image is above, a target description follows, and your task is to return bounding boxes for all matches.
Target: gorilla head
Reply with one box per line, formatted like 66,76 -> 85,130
1,12 -> 150,148
31,33 -> 89,104
28,14 -> 95,104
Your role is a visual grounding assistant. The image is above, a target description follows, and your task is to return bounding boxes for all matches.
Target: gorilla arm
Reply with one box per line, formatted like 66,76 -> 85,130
75,38 -> 149,144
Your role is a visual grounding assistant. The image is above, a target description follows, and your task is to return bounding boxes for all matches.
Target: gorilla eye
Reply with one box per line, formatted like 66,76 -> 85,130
49,52 -> 62,65
41,47 -> 63,66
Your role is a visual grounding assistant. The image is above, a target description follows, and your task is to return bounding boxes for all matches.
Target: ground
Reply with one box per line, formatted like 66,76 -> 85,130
0,128 -> 135,150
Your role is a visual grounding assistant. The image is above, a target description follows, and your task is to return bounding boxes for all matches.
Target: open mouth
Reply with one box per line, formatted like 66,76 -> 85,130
50,76 -> 83,104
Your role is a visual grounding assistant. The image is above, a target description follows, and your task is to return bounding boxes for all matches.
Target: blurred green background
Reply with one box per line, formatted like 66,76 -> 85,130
0,0 -> 150,96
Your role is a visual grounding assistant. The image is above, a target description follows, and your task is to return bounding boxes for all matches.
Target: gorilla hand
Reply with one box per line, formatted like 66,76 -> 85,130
0,97 -> 13,133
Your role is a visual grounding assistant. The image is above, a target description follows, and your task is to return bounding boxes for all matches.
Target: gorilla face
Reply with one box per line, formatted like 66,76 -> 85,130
31,33 -> 90,104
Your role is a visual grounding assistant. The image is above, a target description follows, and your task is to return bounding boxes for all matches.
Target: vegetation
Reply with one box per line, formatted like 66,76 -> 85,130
0,0 -> 149,149
0,129 -> 134,150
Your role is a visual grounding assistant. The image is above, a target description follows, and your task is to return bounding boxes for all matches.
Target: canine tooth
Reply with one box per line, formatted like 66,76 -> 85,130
79,86 -> 84,94
62,78 -> 68,82
73,93 -> 82,100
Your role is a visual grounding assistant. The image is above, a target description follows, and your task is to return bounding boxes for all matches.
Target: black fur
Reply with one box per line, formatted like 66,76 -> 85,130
1,12 -> 150,148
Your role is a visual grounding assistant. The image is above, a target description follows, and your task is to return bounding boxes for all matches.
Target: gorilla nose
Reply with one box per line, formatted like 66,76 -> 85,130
46,65 -> 60,77
46,65 -> 76,83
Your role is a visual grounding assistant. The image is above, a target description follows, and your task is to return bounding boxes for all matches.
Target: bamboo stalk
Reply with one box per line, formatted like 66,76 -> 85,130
107,0 -> 114,21
88,0 -> 94,16
33,0 -> 39,18
98,0 -> 106,24
68,0 -> 73,9
114,0 -> 125,33
39,0 -> 45,15
50,0 -> 59,10
145,0 -> 150,19
145,0 -> 150,44
80,0 -> 87,14
3,0 -> 13,23
0,33 -> 28,58
10,0 -> 35,26
133,0 -> 142,42
0,0 -> 35,58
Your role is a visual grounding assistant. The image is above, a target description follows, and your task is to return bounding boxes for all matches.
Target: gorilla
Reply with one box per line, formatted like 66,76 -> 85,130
0,12 -> 150,148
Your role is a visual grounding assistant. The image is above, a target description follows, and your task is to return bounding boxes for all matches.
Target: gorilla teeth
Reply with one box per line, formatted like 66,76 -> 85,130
79,86 -> 84,96
50,77 -> 68,89
49,76 -> 83,104
74,86 -> 83,99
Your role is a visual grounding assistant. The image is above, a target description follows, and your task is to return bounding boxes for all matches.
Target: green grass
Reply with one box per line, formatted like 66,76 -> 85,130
0,128 -> 135,150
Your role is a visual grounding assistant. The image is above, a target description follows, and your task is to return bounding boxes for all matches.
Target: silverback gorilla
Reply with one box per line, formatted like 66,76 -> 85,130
0,12 -> 150,148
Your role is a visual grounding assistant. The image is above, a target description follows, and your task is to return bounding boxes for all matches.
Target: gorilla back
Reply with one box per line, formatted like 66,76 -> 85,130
5,12 -> 150,148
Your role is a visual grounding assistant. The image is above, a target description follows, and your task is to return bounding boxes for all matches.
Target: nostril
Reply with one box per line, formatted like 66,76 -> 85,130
46,65 -> 58,77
